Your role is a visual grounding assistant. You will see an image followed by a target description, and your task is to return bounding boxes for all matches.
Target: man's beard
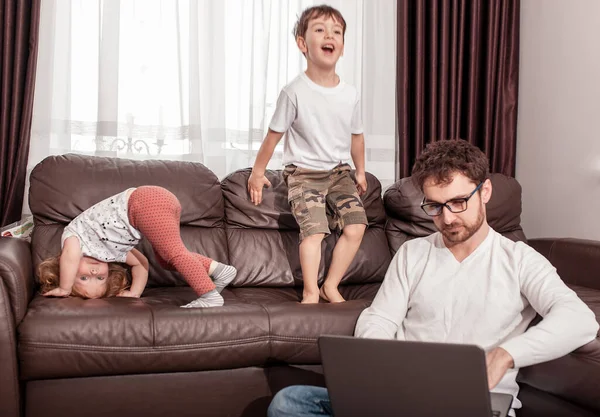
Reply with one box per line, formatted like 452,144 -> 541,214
440,204 -> 485,245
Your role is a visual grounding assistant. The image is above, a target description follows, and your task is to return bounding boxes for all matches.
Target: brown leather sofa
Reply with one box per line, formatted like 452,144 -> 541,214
0,154 -> 598,417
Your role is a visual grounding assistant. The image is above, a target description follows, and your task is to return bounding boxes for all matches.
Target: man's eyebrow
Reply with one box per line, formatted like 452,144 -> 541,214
424,193 -> 469,204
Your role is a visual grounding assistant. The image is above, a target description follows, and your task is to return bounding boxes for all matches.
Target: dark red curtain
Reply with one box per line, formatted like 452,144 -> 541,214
0,0 -> 41,227
396,0 -> 520,178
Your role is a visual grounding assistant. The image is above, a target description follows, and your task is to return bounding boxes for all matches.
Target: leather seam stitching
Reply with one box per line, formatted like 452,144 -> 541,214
270,335 -> 317,342
20,336 -> 269,350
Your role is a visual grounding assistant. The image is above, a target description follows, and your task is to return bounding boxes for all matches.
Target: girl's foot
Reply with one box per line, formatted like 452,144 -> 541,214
181,289 -> 224,308
208,262 -> 237,293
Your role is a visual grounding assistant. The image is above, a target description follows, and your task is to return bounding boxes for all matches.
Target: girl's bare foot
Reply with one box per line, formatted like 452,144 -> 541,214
319,285 -> 346,303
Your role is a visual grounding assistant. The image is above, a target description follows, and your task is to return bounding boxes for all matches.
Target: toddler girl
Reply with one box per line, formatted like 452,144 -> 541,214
39,185 -> 236,308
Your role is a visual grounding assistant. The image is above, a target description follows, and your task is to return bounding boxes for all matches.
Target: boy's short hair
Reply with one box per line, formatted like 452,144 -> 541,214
411,139 -> 490,190
293,5 -> 347,40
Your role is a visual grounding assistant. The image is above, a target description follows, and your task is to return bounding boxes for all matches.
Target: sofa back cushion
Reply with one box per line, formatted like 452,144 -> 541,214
384,173 -> 527,253
221,169 -> 391,287
29,154 -> 227,288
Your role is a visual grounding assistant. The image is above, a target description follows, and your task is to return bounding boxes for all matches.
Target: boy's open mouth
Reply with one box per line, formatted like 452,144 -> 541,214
322,44 -> 335,55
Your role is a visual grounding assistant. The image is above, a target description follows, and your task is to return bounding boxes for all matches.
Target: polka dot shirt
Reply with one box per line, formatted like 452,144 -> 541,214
61,188 -> 142,262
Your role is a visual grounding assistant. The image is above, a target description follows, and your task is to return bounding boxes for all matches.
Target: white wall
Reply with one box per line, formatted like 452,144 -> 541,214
516,0 -> 600,240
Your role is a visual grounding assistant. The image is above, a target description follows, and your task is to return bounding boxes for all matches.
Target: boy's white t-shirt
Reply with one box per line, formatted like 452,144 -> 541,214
61,189 -> 142,263
269,72 -> 363,171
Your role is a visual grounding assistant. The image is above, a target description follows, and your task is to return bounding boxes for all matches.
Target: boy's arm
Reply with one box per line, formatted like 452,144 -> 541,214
351,133 -> 367,195
43,236 -> 82,297
120,248 -> 149,298
248,129 -> 285,205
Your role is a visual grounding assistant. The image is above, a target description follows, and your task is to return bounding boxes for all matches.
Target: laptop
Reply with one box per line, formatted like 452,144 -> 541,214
318,335 -> 513,417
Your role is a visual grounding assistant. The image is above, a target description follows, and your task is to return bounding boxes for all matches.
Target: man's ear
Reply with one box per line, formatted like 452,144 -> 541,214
296,36 -> 307,54
481,178 -> 493,204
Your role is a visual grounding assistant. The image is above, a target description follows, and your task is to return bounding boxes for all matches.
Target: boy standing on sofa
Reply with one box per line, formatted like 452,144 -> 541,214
247,5 -> 367,304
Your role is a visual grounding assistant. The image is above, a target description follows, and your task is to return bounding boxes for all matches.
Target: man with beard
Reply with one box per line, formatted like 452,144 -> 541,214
268,139 -> 599,417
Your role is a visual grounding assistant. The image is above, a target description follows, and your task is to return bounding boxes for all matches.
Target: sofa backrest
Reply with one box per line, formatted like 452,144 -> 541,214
29,154 -> 226,288
222,169 -> 391,287
383,173 -> 527,253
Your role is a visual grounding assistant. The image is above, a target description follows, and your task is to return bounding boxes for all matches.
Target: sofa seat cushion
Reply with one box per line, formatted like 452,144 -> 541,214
229,284 -> 380,364
18,284 -> 379,380
18,287 -> 271,380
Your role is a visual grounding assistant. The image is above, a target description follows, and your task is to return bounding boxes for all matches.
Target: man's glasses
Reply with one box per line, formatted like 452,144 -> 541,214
420,182 -> 484,217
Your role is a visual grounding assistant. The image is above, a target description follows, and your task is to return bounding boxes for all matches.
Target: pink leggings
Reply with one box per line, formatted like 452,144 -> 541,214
128,186 -> 215,295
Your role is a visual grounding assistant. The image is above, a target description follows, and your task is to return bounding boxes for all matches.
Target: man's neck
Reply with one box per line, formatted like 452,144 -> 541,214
445,223 -> 491,263
305,65 -> 339,87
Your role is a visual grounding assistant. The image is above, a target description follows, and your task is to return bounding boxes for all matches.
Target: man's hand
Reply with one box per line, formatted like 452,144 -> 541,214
355,172 -> 367,196
42,287 -> 72,297
486,347 -> 514,389
248,172 -> 272,205
117,290 -> 140,298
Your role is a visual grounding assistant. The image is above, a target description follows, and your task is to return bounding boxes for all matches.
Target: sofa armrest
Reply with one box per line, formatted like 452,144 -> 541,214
528,238 -> 600,290
0,237 -> 35,324
517,339 -> 600,414
0,237 -> 32,417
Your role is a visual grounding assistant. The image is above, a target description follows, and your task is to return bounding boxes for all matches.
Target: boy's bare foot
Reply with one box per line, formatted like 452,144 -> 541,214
301,290 -> 320,304
319,285 -> 346,303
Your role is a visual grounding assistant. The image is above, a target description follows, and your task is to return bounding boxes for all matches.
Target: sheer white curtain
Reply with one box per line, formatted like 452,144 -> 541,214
26,0 -> 396,211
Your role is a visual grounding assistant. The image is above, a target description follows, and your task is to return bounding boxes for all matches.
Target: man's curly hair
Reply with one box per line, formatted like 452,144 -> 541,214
411,139 -> 489,190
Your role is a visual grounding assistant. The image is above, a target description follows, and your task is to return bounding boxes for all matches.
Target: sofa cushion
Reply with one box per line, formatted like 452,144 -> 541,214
222,169 -> 391,287
28,154 -> 227,288
258,284 -> 380,364
17,285 -> 379,380
18,287 -> 270,380
384,173 -> 527,253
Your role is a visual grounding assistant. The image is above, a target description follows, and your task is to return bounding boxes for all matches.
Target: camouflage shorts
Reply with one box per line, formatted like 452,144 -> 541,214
283,163 -> 368,241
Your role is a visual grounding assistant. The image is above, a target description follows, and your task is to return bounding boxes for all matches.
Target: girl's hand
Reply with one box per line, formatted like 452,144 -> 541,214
117,290 -> 140,298
43,287 -> 72,297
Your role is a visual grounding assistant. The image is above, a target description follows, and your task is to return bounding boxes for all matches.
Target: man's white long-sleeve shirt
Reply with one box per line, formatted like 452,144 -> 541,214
355,228 -> 599,408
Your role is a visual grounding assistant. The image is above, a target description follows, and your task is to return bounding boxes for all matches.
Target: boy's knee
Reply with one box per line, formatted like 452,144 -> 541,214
342,223 -> 366,240
300,232 -> 326,246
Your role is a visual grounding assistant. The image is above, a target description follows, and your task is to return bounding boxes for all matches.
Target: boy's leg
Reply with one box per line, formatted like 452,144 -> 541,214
321,224 -> 366,302
284,166 -> 331,304
299,233 -> 325,303
267,386 -> 332,417
128,186 -> 222,307
321,165 -> 368,303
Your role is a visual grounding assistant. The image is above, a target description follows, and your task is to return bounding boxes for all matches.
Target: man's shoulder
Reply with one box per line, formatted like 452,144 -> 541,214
492,229 -> 531,252
490,229 -> 546,265
402,233 -> 439,252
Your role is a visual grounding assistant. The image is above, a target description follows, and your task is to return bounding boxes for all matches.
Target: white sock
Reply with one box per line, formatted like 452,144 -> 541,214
210,262 -> 237,293
180,289 -> 224,308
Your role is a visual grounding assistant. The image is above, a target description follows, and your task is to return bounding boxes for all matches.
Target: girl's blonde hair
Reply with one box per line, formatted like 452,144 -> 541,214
38,255 -> 129,298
